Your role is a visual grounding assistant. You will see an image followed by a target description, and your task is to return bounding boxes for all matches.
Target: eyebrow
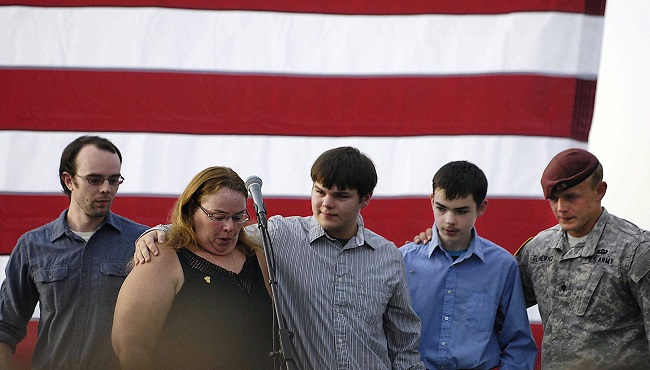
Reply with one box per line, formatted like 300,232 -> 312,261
85,173 -> 121,177
314,184 -> 353,196
204,207 -> 247,214
434,201 -> 470,212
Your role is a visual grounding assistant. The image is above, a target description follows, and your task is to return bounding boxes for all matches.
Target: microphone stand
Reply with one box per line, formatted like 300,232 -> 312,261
253,204 -> 302,370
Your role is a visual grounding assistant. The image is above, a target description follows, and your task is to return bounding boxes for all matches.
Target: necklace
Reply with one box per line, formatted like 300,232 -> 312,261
198,245 -> 236,271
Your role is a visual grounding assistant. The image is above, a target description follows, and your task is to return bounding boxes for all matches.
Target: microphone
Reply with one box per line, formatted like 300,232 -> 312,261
245,176 -> 299,369
245,175 -> 267,218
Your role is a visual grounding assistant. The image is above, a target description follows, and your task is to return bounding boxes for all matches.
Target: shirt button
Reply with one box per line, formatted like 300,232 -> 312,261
337,277 -> 343,282
441,342 -> 446,346
338,339 -> 343,343
447,290 -> 452,294
444,317 -> 449,321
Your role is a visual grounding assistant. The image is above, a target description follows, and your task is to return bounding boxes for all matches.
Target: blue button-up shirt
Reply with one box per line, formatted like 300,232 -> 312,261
400,226 -> 536,370
254,214 -> 425,370
0,210 -> 148,369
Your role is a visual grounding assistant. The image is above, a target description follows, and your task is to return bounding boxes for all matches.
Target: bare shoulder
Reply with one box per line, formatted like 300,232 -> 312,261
128,246 -> 183,286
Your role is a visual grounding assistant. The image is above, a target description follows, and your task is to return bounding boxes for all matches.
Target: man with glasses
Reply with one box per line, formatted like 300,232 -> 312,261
0,135 -> 148,369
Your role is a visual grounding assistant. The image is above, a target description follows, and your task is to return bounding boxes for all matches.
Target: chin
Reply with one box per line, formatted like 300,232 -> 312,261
320,220 -> 340,231
90,211 -> 109,218
560,225 -> 576,234
318,213 -> 336,223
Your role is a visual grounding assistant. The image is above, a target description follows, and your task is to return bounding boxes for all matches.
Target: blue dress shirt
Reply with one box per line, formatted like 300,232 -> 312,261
0,210 -> 148,369
400,226 -> 536,370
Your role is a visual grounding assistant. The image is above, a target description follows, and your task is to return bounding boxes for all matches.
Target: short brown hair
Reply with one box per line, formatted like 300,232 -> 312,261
59,136 -> 122,198
310,147 -> 377,201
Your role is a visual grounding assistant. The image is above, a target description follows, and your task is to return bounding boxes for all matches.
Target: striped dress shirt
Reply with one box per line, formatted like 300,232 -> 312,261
249,214 -> 425,370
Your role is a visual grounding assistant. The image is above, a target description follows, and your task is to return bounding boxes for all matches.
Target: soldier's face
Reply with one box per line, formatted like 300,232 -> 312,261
548,179 -> 606,238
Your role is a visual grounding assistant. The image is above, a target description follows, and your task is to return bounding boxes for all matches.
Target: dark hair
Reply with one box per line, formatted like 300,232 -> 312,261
310,147 -> 377,201
59,136 -> 122,197
432,161 -> 488,206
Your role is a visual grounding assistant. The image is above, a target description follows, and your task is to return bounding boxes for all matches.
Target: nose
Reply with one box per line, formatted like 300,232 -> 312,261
98,179 -> 113,193
556,198 -> 567,212
321,194 -> 334,209
443,211 -> 456,224
221,218 -> 235,232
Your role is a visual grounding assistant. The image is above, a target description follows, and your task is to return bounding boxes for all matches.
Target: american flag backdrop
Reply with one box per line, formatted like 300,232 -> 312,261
1,0 -> 606,367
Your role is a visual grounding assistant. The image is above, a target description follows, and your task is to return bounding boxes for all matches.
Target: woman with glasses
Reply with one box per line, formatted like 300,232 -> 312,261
112,166 -> 273,370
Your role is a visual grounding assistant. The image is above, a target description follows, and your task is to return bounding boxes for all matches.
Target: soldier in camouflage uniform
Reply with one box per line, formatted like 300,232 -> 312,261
515,148 -> 650,369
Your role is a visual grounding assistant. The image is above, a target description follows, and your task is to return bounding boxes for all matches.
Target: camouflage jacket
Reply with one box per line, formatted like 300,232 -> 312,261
516,208 -> 650,370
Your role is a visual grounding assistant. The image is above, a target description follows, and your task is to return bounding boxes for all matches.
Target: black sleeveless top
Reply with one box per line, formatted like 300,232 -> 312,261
154,248 -> 274,369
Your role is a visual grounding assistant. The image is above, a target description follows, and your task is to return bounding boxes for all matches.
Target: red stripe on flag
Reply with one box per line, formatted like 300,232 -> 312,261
14,320 -> 38,369
0,194 -> 556,255
0,1 -> 606,15
531,323 -> 544,368
0,69 -> 595,140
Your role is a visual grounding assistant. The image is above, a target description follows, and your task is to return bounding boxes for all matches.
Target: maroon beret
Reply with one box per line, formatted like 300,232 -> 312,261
541,148 -> 599,198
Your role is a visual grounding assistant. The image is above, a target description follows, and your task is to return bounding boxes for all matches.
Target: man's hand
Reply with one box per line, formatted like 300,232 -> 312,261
133,229 -> 166,265
413,228 -> 434,244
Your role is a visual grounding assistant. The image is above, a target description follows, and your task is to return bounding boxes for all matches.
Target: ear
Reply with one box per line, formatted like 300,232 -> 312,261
477,199 -> 488,217
596,181 -> 607,201
61,172 -> 75,191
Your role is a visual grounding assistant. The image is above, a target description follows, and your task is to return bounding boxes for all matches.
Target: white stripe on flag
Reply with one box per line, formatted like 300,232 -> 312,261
0,131 -> 585,198
0,7 -> 603,77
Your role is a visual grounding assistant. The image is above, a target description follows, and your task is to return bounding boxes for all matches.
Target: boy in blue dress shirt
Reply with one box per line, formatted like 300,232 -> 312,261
400,161 -> 536,370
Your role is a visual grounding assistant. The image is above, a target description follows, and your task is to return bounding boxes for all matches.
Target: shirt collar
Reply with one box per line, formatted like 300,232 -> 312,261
426,224 -> 486,263
555,207 -> 609,258
50,209 -> 119,243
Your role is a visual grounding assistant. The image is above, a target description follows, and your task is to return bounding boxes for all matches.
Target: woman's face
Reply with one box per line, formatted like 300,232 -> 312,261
193,187 -> 248,255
